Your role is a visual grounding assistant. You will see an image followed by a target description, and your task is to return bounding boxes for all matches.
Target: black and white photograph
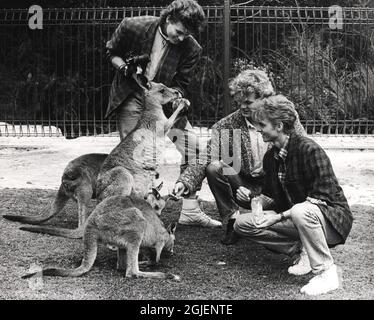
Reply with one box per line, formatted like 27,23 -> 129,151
0,0 -> 373,305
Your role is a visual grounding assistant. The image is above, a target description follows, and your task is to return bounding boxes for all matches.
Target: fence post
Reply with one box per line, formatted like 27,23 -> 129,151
223,0 -> 231,116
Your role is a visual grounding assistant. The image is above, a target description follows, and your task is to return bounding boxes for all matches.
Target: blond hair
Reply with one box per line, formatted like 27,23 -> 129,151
228,69 -> 275,101
254,94 -> 297,134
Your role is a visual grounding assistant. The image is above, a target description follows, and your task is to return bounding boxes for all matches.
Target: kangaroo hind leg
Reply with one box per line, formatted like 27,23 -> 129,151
125,243 -> 180,281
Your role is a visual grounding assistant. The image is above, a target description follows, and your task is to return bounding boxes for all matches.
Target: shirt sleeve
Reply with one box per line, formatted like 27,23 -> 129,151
176,124 -> 222,194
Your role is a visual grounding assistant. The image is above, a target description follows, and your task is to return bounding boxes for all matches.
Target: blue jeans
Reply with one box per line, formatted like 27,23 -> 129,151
234,201 -> 342,273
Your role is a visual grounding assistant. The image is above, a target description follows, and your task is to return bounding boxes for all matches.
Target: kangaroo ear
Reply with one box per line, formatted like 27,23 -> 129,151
131,74 -> 149,92
156,181 -> 163,191
152,188 -> 161,200
167,222 -> 177,234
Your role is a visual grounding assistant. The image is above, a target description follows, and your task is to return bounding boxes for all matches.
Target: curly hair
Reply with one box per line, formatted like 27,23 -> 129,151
159,0 -> 206,36
253,95 -> 297,134
228,69 -> 275,101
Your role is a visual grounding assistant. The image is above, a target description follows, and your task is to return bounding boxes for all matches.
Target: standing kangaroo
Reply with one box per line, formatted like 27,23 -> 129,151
17,79 -> 188,239
22,184 -> 180,280
3,153 -> 108,229
20,77 -> 186,280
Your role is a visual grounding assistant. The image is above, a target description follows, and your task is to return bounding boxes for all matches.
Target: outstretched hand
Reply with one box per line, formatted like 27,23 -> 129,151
169,182 -> 186,200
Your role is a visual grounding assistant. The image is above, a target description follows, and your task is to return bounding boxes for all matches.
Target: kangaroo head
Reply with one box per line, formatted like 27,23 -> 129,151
145,82 -> 181,106
144,181 -> 165,216
164,222 -> 177,255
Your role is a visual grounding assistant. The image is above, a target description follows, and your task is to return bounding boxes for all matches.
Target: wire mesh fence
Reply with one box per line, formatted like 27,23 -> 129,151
1,4 -> 374,137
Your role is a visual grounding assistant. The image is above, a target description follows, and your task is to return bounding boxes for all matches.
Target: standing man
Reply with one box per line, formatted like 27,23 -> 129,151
233,95 -> 353,295
105,0 -> 220,227
174,69 -> 306,241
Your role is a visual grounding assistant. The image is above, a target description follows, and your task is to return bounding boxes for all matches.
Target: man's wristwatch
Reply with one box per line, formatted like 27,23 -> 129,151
279,212 -> 287,222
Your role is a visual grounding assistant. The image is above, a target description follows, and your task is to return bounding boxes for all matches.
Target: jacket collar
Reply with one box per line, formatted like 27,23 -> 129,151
141,18 -> 187,54
235,110 -> 248,129
284,131 -> 299,157
141,18 -> 160,55
274,135 -> 289,161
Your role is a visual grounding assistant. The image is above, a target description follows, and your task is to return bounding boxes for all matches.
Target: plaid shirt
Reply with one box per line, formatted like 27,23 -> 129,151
262,132 -> 353,244
105,16 -> 202,118
274,136 -> 293,206
274,136 -> 289,188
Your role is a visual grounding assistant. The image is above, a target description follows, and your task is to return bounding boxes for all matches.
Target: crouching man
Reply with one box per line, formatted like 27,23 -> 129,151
233,95 -> 353,296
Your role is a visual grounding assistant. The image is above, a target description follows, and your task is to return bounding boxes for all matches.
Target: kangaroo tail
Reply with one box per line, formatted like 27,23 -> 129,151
134,271 -> 181,281
3,185 -> 69,224
19,225 -> 83,239
22,227 -> 98,278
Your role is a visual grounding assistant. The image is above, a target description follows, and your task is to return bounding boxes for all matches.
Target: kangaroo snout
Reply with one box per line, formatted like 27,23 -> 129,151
172,89 -> 182,100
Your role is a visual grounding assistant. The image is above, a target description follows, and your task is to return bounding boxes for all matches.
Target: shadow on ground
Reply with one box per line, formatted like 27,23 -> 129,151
0,188 -> 373,300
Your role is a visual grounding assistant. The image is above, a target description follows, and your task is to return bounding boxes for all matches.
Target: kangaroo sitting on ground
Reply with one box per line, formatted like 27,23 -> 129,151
3,153 -> 108,230
16,78 -> 188,239
22,184 -> 180,280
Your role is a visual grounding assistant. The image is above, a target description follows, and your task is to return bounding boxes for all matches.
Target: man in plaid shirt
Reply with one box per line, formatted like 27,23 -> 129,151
105,0 -> 221,227
173,69 -> 306,242
233,95 -> 353,296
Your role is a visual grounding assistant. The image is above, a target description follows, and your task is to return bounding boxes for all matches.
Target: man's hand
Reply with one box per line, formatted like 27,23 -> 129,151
254,210 -> 281,228
236,186 -> 252,204
118,62 -> 136,78
172,182 -> 186,198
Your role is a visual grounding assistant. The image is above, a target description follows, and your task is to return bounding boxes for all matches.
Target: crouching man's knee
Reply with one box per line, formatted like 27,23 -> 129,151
290,202 -> 321,227
234,214 -> 261,237
206,161 -> 223,178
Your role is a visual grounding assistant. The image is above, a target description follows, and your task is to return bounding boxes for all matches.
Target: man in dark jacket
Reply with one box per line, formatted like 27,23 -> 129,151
105,0 -> 220,227
233,95 -> 353,296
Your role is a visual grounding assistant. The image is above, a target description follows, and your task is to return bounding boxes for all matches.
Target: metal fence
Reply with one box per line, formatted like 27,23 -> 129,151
1,4 -> 374,137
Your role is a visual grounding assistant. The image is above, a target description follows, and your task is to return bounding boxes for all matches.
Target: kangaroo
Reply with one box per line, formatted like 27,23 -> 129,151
3,153 -> 108,230
18,77 -> 187,241
22,184 -> 180,280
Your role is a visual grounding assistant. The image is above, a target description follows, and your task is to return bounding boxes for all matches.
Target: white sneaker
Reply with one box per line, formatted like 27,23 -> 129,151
178,198 -> 222,228
300,264 -> 340,296
288,249 -> 312,276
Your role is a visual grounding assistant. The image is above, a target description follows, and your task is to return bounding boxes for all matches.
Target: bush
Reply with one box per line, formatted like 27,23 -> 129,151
271,29 -> 374,122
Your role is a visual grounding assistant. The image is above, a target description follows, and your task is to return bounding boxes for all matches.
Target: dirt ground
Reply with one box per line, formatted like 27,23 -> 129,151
1,135 -> 374,206
0,135 -> 373,300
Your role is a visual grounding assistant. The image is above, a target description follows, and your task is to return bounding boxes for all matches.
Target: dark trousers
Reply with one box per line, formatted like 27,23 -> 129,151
206,160 -> 263,221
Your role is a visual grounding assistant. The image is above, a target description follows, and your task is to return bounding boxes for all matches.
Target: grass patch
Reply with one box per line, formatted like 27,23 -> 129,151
0,188 -> 373,300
